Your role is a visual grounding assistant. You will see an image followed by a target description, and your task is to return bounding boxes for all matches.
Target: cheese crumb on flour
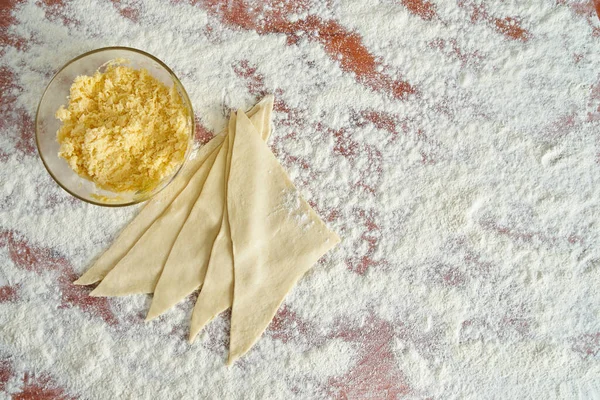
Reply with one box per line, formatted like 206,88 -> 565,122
56,63 -> 190,193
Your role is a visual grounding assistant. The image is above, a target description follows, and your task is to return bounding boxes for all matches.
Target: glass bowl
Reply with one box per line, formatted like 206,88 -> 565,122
35,46 -> 194,207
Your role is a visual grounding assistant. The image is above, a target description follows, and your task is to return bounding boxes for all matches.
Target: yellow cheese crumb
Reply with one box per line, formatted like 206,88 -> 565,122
56,63 -> 190,193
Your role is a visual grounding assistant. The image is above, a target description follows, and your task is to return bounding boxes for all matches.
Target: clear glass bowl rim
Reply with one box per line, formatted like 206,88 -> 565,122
35,45 -> 195,207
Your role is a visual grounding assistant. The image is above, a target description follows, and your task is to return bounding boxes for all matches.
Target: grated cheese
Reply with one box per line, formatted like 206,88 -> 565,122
56,63 -> 190,193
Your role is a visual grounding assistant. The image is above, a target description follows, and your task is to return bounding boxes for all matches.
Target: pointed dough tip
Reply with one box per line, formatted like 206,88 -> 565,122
145,311 -> 157,322
73,275 -> 98,286
334,232 -> 342,244
189,323 -> 204,343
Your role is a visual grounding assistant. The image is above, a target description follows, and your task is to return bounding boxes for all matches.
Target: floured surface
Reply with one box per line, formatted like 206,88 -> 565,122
1,0 -> 600,399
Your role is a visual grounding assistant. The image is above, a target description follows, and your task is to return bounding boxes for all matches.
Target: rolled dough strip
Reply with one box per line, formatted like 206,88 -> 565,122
188,114 -> 237,342
75,95 -> 273,286
227,110 -> 340,364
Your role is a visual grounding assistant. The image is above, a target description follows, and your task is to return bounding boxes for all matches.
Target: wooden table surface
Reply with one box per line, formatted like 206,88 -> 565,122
2,1 -> 600,399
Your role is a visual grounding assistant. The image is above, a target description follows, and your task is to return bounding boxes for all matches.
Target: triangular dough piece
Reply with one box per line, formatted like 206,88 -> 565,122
146,124 -> 230,319
90,97 -> 273,297
189,95 -> 274,340
227,111 -> 340,364
75,95 -> 273,286
188,114 -> 237,342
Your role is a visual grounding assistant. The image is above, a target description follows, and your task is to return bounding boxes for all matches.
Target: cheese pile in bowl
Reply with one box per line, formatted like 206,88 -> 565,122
55,62 -> 190,193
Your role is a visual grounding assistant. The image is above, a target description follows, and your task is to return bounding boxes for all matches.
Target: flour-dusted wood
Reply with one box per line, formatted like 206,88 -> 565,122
4,0 -> 600,397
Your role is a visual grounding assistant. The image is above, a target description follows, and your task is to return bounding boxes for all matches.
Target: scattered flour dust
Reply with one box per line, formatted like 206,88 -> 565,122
275,187 -> 315,231
1,0 -> 600,399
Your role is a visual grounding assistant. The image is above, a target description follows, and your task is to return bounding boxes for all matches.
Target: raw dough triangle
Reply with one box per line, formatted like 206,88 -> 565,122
89,97 -> 273,297
227,110 -> 340,364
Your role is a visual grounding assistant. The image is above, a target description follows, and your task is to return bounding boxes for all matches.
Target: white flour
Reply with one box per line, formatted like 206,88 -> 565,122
275,187 -> 314,231
1,0 -> 600,399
